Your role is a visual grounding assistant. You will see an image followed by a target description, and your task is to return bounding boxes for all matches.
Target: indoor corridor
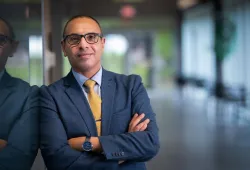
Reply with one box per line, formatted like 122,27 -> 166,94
0,0 -> 250,170
146,87 -> 250,170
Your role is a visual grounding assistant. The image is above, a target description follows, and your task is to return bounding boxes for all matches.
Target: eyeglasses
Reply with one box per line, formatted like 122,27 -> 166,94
0,34 -> 13,46
63,33 -> 103,45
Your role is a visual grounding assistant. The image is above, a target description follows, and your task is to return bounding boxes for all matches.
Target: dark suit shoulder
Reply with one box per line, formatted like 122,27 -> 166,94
45,78 -> 64,91
105,70 -> 141,82
106,70 -> 142,87
10,76 -> 30,89
39,78 -> 66,103
8,76 -> 39,97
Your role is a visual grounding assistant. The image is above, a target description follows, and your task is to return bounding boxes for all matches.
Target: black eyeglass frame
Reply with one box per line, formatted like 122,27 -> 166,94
0,34 -> 14,46
63,32 -> 103,45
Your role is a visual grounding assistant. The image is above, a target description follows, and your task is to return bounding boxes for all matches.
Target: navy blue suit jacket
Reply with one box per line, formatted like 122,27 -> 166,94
40,69 -> 159,170
0,72 -> 39,170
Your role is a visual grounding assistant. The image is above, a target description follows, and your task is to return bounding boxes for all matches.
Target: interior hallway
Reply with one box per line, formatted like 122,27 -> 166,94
146,87 -> 250,170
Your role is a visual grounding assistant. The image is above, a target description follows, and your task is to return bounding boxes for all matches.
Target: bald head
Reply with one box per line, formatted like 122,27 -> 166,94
63,15 -> 102,38
0,17 -> 15,40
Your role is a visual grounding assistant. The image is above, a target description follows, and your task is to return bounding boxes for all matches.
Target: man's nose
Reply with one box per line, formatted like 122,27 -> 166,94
78,37 -> 89,49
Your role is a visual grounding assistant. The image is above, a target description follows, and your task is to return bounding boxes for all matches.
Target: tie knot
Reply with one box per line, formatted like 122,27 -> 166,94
84,79 -> 96,89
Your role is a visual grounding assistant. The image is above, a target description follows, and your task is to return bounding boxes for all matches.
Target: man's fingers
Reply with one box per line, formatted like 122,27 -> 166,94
137,119 -> 150,131
139,122 -> 148,131
135,122 -> 144,131
139,124 -> 147,131
129,113 -> 138,126
128,113 -> 150,132
130,113 -> 145,128
0,139 -> 7,144
0,139 -> 7,150
144,118 -> 150,124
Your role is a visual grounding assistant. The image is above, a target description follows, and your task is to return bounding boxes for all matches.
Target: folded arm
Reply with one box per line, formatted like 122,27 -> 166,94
98,75 -> 159,162
69,113 -> 150,165
69,75 -> 160,163
40,86 -> 119,170
0,86 -> 39,170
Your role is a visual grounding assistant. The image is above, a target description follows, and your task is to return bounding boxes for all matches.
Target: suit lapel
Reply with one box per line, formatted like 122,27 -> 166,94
64,71 -> 97,136
0,72 -> 15,108
101,69 -> 116,136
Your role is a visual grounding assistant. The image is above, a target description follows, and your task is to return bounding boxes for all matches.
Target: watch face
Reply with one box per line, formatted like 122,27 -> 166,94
83,141 -> 92,151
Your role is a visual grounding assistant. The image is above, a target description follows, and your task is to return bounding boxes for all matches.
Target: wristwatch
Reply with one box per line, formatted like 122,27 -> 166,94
82,136 -> 93,152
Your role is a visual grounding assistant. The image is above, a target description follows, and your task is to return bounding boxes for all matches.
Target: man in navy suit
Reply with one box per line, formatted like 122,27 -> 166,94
40,15 -> 159,170
0,17 -> 39,169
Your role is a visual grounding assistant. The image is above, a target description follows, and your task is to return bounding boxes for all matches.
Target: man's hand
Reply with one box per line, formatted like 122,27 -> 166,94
128,113 -> 150,132
68,137 -> 86,151
68,113 -> 150,165
68,137 -> 102,153
118,113 -> 150,165
0,139 -> 7,151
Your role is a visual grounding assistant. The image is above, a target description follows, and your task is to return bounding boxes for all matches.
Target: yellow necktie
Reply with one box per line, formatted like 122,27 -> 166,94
84,79 -> 102,136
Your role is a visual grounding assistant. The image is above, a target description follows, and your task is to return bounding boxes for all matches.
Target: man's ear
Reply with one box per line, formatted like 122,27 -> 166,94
61,40 -> 67,57
101,37 -> 105,48
9,40 -> 19,57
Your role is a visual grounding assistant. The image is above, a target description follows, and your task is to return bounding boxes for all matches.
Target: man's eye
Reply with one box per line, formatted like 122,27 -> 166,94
87,35 -> 96,40
70,36 -> 80,41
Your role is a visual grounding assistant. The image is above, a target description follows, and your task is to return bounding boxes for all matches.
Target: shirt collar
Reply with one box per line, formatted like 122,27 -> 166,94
72,67 -> 102,87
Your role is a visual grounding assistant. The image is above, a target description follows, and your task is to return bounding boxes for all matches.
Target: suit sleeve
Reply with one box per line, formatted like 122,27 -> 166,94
99,75 -> 160,162
0,86 -> 39,170
40,85 -> 119,170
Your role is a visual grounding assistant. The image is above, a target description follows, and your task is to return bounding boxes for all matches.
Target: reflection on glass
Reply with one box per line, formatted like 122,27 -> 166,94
0,17 -> 39,170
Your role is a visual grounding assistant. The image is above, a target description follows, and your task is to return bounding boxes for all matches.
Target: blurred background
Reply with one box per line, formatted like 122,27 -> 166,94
0,0 -> 249,169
